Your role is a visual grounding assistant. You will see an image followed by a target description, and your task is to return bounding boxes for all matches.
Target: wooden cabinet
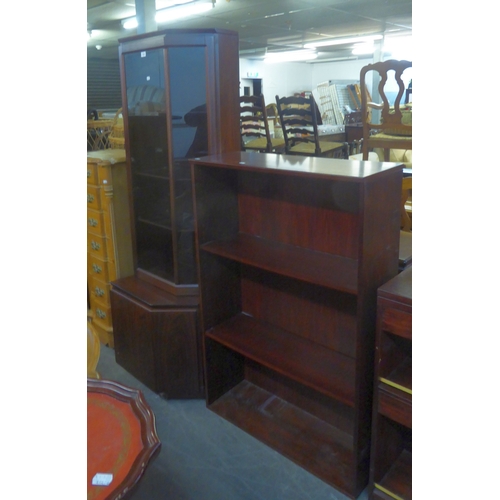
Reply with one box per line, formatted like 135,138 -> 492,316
369,267 -> 412,499
87,149 -> 134,347
191,151 -> 403,498
110,28 -> 240,398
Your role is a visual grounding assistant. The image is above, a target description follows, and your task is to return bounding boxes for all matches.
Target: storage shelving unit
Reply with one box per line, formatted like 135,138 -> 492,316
110,28 -> 240,398
369,266 -> 412,499
191,151 -> 403,497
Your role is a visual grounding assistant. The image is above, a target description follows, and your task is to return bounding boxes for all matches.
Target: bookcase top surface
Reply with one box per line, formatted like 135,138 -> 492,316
191,152 -> 403,180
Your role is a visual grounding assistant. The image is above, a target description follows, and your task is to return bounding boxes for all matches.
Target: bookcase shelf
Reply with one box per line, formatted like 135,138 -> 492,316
192,151 -> 403,498
206,312 -> 356,405
202,233 -> 359,294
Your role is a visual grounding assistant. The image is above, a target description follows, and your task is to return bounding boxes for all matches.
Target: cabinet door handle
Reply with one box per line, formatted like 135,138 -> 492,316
91,240 -> 101,251
92,264 -> 102,274
88,218 -> 98,227
87,194 -> 95,203
87,170 -> 92,178
94,287 -> 105,297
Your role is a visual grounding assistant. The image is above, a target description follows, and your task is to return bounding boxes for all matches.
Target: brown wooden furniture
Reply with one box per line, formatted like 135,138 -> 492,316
191,151 -> 403,498
240,94 -> 285,153
398,231 -> 412,272
360,60 -> 412,161
87,149 -> 134,347
401,176 -> 412,232
275,94 -> 347,158
87,378 -> 161,500
110,28 -> 240,398
369,267 -> 412,499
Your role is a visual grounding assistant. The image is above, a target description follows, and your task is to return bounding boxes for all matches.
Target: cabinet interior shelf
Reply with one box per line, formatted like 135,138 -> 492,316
135,169 -> 170,181
208,379 -> 355,495
380,356 -> 412,394
206,312 -> 355,406
374,449 -> 412,500
201,233 -> 359,294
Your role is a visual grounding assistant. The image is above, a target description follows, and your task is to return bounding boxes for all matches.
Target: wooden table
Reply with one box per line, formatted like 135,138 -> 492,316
87,379 -> 161,500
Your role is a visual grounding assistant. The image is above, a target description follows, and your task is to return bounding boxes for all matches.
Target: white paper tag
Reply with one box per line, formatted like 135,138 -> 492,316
92,473 -> 113,486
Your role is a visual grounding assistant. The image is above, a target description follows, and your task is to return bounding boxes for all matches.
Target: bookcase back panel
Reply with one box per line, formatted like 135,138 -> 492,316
240,267 -> 357,357
245,359 -> 355,439
237,172 -> 360,259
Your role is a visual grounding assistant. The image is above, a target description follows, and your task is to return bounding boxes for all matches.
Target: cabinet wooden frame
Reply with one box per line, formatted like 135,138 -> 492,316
192,151 -> 403,498
110,28 -> 240,398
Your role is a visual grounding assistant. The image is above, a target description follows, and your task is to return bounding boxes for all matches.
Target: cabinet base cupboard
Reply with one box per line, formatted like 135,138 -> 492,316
110,28 -> 240,398
191,152 -> 403,498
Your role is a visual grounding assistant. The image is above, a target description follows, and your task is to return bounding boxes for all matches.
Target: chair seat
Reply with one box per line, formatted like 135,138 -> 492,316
245,136 -> 285,151
371,132 -> 412,142
289,140 -> 345,156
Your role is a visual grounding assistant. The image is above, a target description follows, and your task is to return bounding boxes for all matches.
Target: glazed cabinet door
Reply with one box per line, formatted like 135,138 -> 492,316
123,46 -> 208,286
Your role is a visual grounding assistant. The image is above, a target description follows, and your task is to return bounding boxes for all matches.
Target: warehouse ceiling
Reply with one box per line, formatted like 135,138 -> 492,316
87,0 -> 412,61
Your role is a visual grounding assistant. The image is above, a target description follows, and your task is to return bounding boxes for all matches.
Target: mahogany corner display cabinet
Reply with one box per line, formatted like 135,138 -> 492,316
191,151 -> 404,498
110,28 -> 240,399
369,266 -> 412,499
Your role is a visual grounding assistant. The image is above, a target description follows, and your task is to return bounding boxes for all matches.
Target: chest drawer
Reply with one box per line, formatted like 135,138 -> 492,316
89,277 -> 111,305
87,208 -> 112,239
381,307 -> 412,340
90,298 -> 113,329
87,232 -> 113,261
87,163 -> 98,185
87,185 -> 103,211
378,383 -> 412,428
87,253 -> 117,284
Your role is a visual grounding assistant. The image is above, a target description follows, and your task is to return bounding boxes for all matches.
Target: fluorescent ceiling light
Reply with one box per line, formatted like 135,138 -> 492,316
352,43 -> 375,55
264,50 -> 318,63
122,1 -> 212,30
304,35 -> 383,49
156,1 -> 212,23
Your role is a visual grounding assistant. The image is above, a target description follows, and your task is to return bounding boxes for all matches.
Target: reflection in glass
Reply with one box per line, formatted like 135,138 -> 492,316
123,47 -> 206,284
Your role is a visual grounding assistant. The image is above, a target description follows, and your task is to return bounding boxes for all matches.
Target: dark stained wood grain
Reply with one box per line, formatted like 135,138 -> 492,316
202,233 -> 359,294
206,313 -> 356,406
192,152 -> 403,498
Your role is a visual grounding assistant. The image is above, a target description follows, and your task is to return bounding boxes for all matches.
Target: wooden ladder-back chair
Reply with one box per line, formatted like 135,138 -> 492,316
240,95 -> 285,153
360,60 -> 412,161
275,94 -> 347,158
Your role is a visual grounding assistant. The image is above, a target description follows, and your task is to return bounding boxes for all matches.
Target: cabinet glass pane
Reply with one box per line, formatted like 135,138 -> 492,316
169,46 -> 207,284
124,49 -> 174,281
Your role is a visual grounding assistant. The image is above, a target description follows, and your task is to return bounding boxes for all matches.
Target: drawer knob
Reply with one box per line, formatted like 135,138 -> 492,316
94,287 -> 105,297
87,194 -> 95,203
87,170 -> 91,178
88,218 -> 98,227
96,309 -> 107,319
91,240 -> 101,251
92,264 -> 102,274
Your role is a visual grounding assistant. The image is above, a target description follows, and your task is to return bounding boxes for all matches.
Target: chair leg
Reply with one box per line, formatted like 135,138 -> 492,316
361,139 -> 369,160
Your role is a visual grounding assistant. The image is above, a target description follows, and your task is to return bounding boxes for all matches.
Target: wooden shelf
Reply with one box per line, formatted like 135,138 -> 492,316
374,449 -> 412,500
202,233 -> 359,294
381,355 -> 411,393
206,312 -> 356,406
209,380 -> 355,496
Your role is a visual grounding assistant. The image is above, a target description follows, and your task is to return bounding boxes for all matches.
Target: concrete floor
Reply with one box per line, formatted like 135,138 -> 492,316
96,345 -> 369,500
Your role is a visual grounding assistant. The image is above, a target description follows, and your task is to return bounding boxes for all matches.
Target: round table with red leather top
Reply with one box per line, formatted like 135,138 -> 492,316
87,379 -> 161,500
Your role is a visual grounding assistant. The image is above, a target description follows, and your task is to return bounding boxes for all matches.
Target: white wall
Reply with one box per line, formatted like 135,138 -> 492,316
239,58 -> 313,107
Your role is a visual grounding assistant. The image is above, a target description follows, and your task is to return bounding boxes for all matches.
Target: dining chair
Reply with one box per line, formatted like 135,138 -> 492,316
275,94 -> 347,158
360,59 -> 412,161
240,95 -> 285,153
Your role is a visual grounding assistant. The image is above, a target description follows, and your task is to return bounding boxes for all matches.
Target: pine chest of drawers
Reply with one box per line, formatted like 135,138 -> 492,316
87,149 -> 134,346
